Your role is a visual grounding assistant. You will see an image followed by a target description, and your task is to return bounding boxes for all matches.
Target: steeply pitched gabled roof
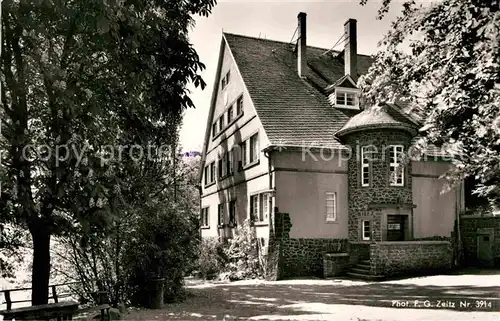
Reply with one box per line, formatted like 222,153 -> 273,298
223,32 -> 376,149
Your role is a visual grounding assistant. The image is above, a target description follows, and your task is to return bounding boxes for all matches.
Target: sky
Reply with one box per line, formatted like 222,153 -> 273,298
179,0 -> 408,153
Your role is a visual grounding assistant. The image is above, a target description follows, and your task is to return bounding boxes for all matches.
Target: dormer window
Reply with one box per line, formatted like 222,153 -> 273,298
334,88 -> 359,109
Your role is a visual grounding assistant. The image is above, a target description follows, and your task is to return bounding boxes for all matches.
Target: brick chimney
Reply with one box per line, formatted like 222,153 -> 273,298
297,12 -> 307,78
344,19 -> 357,81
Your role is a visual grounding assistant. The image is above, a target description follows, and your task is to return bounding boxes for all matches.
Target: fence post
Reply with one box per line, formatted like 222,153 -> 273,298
5,290 -> 12,310
52,285 -> 58,303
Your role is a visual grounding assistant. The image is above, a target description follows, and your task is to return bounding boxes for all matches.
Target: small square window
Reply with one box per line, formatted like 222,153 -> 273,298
221,70 -> 230,90
335,90 -> 358,108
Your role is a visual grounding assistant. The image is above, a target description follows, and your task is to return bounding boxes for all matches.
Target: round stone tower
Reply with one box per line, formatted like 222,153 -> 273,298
336,105 -> 418,242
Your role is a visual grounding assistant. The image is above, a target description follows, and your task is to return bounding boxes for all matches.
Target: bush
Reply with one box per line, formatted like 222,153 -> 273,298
124,205 -> 198,306
195,237 -> 226,279
195,220 -> 264,281
223,220 -> 263,280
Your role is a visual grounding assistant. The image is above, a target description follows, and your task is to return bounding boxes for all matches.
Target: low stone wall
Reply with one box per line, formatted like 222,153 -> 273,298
370,241 -> 452,276
323,253 -> 349,277
460,215 -> 500,267
281,238 -> 348,278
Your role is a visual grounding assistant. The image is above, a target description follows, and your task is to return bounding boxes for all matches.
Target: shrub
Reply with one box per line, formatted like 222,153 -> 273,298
196,221 -> 265,281
124,205 -> 198,306
195,237 -> 226,279
223,220 -> 263,281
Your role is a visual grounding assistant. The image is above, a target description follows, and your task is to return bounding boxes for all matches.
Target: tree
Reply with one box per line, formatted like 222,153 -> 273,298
359,0 -> 500,205
1,0 -> 215,304
51,153 -> 202,306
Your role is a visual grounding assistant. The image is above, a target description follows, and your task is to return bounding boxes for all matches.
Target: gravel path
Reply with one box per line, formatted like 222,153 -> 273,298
124,270 -> 500,321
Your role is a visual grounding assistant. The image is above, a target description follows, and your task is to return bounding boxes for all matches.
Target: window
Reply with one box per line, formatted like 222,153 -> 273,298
218,116 -> 224,132
229,200 -> 236,226
212,122 -> 217,137
221,70 -> 230,90
218,158 -> 223,179
201,207 -> 209,227
236,96 -> 243,116
204,166 -> 209,186
362,220 -> 371,240
226,149 -> 234,175
204,161 -> 216,185
361,146 -> 375,187
249,134 -> 259,164
227,105 -> 234,123
210,162 -> 215,183
389,145 -> 404,186
336,90 -> 357,108
250,194 -> 259,221
218,204 -> 225,226
250,192 -> 270,223
261,193 -> 269,222
325,192 -> 337,222
240,141 -> 247,167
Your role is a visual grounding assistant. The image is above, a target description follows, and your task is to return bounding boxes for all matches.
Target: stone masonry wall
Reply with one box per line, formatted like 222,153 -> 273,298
460,215 -> 500,266
281,238 -> 348,278
344,129 -> 414,242
266,212 -> 348,279
348,242 -> 371,266
370,241 -> 452,276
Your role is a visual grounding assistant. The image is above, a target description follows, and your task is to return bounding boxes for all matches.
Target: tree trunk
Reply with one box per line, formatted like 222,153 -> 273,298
30,227 -> 51,305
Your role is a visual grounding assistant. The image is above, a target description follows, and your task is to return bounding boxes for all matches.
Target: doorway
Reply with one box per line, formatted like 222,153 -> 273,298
387,215 -> 408,241
477,228 -> 494,267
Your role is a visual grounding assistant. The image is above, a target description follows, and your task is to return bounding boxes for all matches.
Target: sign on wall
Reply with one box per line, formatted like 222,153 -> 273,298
388,223 -> 401,230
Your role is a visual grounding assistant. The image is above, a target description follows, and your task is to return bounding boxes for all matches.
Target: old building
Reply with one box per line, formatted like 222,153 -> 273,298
199,13 -> 465,279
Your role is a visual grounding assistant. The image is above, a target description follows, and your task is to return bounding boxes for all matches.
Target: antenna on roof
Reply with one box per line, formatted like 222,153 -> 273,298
258,32 -> 261,38
320,34 -> 347,56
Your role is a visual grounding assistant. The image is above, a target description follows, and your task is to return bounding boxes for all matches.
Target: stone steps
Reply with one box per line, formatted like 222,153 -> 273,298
347,259 -> 385,281
356,263 -> 371,270
351,267 -> 370,274
346,272 -> 386,281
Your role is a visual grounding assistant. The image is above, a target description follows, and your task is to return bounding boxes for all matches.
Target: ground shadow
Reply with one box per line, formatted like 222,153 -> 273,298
124,272 -> 500,320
